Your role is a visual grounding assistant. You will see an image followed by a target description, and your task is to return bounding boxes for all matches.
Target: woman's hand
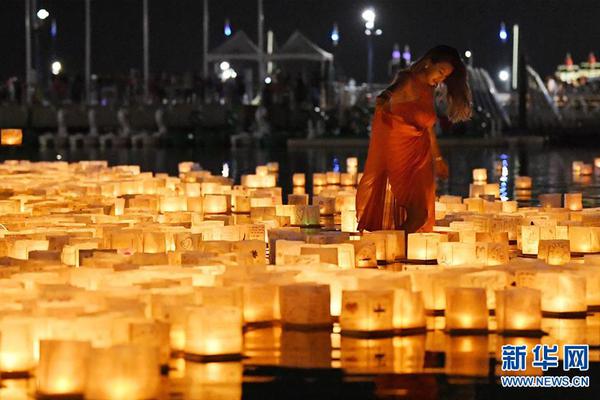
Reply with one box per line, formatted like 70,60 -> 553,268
435,157 -> 449,180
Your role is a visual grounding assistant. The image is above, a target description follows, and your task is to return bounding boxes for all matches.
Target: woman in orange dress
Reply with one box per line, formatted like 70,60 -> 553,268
356,46 -> 472,233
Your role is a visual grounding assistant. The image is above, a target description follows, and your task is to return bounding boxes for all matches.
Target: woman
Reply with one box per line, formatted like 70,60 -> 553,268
356,45 -> 472,233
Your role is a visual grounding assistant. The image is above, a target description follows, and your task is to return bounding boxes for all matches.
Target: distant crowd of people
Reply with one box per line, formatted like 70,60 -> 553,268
0,68 -> 327,110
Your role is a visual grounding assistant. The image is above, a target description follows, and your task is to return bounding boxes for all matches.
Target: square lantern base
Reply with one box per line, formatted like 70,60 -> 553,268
499,329 -> 546,338
36,393 -> 84,400
400,258 -> 438,265
445,328 -> 489,336
394,326 -> 427,336
541,311 -> 588,319
281,321 -> 334,332
340,329 -> 396,339
0,370 -> 31,379
243,320 -> 278,332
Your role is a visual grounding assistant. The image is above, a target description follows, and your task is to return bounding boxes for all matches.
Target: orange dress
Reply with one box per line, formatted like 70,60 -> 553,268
356,74 -> 437,233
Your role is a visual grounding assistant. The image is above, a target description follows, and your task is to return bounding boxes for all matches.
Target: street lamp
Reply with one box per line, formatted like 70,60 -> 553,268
498,69 -> 509,82
499,22 -> 508,42
362,8 -> 381,86
51,61 -> 62,76
224,18 -> 232,36
330,22 -> 339,46
36,9 -> 49,20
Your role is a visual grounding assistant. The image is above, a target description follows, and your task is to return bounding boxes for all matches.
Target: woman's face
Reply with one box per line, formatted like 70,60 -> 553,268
424,61 -> 454,86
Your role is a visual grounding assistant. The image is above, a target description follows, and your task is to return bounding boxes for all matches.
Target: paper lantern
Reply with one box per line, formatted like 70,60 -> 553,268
326,172 -> 341,185
521,225 -> 568,255
352,239 -> 377,268
569,226 -> 600,253
537,239 -> 571,265
313,173 -> 327,186
407,233 -> 447,261
464,198 -> 483,212
341,210 -> 358,233
495,288 -> 541,334
242,284 -> 279,323
1,129 -> 23,146
581,164 -> 593,175
346,157 -> 358,173
185,306 -> 243,358
502,200 -> 518,213
469,183 -> 485,198
339,289 -> 394,333
84,345 -> 159,400
340,173 -> 357,186
532,272 -> 587,315
438,242 -> 487,266
0,317 -> 35,373
572,161 -> 584,174
203,194 -> 229,214
472,168 -> 487,183
564,192 -> 583,211
289,205 -> 320,226
37,340 -> 91,396
279,284 -> 331,328
255,165 -> 269,176
515,176 -> 532,189
292,173 -> 306,187
313,195 -> 335,215
538,193 -> 561,208
393,289 -> 426,331
288,193 -> 308,206
445,287 -> 488,333
484,183 -> 500,198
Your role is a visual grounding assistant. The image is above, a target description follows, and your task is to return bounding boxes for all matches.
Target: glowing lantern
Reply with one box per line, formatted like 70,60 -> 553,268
326,171 -> 341,185
313,173 -> 327,186
515,176 -> 532,189
484,183 -> 500,198
472,168 -> 487,183
469,183 -> 485,198
313,195 -> 335,215
288,194 -> 308,206
445,287 -> 488,333
581,164 -> 593,175
502,200 -> 518,213
532,272 -> 587,315
255,165 -> 269,176
339,289 -> 394,333
495,288 -> 541,334
0,317 -> 35,373
279,284 -> 331,328
564,192 -> 583,211
572,161 -> 584,174
537,240 -> 571,265
242,284 -> 279,323
464,198 -> 484,212
1,129 -> 23,146
84,345 -> 159,400
346,157 -> 358,174
521,225 -> 568,255
185,306 -> 243,358
340,173 -> 356,186
365,230 -> 405,263
393,289 -> 426,331
569,226 -> 600,253
37,340 -> 91,396
203,194 -> 229,214
352,239 -> 377,268
539,193 -> 562,208
341,210 -> 358,233
292,173 -> 306,187
407,233 -> 447,261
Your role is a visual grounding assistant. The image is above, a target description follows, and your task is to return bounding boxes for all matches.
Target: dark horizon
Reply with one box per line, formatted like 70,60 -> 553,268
1,0 -> 599,83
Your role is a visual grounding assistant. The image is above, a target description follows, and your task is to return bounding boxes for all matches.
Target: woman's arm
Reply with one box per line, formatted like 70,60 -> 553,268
428,125 -> 449,179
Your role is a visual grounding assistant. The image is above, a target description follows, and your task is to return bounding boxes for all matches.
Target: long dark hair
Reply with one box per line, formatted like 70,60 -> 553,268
381,45 -> 472,123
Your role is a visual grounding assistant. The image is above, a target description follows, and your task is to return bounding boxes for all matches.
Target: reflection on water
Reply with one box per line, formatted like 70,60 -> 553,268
2,143 -> 599,206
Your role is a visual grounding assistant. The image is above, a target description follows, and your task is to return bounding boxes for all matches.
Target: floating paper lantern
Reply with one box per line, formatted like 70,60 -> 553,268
326,172 -> 341,185
288,194 -> 308,206
407,233 -> 447,261
37,340 -> 91,396
537,239 -> 571,265
255,165 -> 269,177
366,230 -> 406,263
313,195 -> 335,215
437,242 -> 490,266
313,173 -> 327,187
340,173 -> 357,186
85,344 -> 159,400
279,284 -> 331,328
203,194 -> 229,214
340,289 -> 394,333
341,210 -> 358,233
521,225 -> 568,255
564,192 -> 583,211
1,128 -> 23,146
539,193 -> 562,208
185,306 -> 243,358
469,183 -> 485,198
581,164 -> 593,175
445,287 -> 488,333
352,239 -> 377,268
495,288 -> 541,334
393,289 -> 426,331
346,157 -> 358,174
472,168 -> 487,183
515,176 -> 532,189
464,198 -> 484,212
532,272 -> 587,315
292,173 -> 306,187
569,226 -> 600,253
242,284 -> 279,323
572,161 -> 584,174
0,317 -> 35,373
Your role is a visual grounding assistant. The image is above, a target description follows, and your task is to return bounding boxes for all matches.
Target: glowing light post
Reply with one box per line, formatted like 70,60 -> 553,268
362,8 -> 382,88
512,24 -> 520,91
464,50 -> 473,67
224,19 -> 232,36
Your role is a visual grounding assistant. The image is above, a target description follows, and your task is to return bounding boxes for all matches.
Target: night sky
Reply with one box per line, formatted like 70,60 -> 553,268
1,0 -> 599,83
